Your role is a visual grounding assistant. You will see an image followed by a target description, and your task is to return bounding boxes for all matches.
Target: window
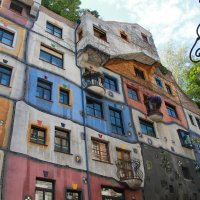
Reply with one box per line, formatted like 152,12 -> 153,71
127,86 -> 138,101
0,65 -> 12,86
66,190 -> 82,200
86,98 -> 103,118
196,118 -> 200,129
182,166 -> 191,179
178,129 -> 193,148
93,25 -> 107,42
40,45 -> 63,68
59,88 -> 69,105
101,187 -> 124,200
35,179 -> 54,200
116,148 -> 133,179
139,118 -> 156,137
46,22 -> 62,38
155,77 -> 163,88
30,126 -> 46,145
109,108 -> 124,135
166,103 -> 178,118
189,114 -> 195,125
104,75 -> 118,91
9,2 -> 23,14
92,139 -> 109,162
78,29 -> 83,41
120,31 -> 128,41
141,33 -> 148,43
165,84 -> 172,95
36,79 -> 52,101
0,27 -> 14,46
54,128 -> 70,154
135,68 -> 145,80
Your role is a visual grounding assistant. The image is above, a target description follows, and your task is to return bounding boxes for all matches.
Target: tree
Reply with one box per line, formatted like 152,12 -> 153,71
80,9 -> 100,18
42,0 -> 81,21
184,63 -> 200,107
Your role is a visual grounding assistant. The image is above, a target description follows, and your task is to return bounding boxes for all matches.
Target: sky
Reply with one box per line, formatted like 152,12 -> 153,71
80,0 -> 200,54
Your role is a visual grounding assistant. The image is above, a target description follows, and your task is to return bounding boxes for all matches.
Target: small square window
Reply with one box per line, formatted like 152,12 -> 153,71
46,22 -> 62,38
139,118 -> 156,137
9,2 -> 23,14
135,68 -> 145,80
0,27 -> 14,46
155,77 -> 163,88
141,33 -> 148,43
0,65 -> 12,86
30,126 -> 46,145
178,129 -> 193,149
127,86 -> 138,101
165,103 -> 178,118
93,25 -> 107,42
165,84 -> 172,95
104,75 -> 118,92
86,98 -> 103,119
36,79 -> 52,101
182,166 -> 191,179
59,88 -> 70,105
54,127 -> 70,154
92,139 -> 109,162
66,190 -> 82,200
120,31 -> 128,41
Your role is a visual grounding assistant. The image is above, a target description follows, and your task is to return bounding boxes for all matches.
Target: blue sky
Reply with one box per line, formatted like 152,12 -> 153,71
81,0 -> 200,53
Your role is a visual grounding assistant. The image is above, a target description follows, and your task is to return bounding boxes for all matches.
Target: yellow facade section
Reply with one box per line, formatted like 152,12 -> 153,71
0,17 -> 26,59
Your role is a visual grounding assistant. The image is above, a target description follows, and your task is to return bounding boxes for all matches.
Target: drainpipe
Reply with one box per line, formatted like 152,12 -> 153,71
74,19 -> 91,200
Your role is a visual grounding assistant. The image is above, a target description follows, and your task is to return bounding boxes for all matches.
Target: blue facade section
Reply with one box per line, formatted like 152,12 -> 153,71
84,92 -> 137,142
26,67 -> 83,124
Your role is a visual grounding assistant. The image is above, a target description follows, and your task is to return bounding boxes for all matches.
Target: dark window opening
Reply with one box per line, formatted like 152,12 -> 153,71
46,22 -> 62,38
78,29 -> 83,41
141,33 -> 148,43
155,77 -> 163,88
54,127 -> 70,154
178,129 -> 193,149
30,126 -> 46,145
182,166 -> 191,179
166,103 -> 178,118
127,86 -> 138,101
0,65 -> 12,86
66,190 -> 82,200
189,114 -> 195,125
9,2 -> 23,14
59,89 -> 69,105
109,108 -> 124,135
120,31 -> 128,41
139,118 -> 156,137
93,25 -> 107,42
135,68 -> 145,80
196,118 -> 200,129
165,84 -> 172,95
0,27 -> 14,46
104,75 -> 118,92
36,79 -> 52,101
169,185 -> 174,193
86,98 -> 103,118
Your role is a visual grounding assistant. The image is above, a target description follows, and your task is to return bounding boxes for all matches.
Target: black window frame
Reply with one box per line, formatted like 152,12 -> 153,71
109,107 -> 124,135
54,127 -> 70,154
0,27 -> 14,47
166,103 -> 178,118
135,68 -> 145,80
0,64 -> 12,86
127,85 -> 139,101
104,75 -> 118,92
155,77 -> 163,88
30,126 -> 46,145
59,88 -> 70,105
139,118 -> 156,137
86,98 -> 103,119
35,179 -> 54,200
36,78 -> 52,101
46,22 -> 62,38
9,1 -> 23,14
165,83 -> 172,95
66,189 -> 82,200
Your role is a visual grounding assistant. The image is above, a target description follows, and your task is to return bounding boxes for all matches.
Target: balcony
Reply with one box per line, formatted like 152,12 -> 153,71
82,71 -> 105,95
18,0 -> 41,16
116,159 -> 143,189
144,96 -> 163,122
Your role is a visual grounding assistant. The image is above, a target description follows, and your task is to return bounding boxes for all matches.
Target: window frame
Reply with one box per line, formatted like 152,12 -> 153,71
181,166 -> 191,180
104,74 -> 118,92
134,68 -> 145,80
139,118 -> 156,137
91,138 -> 110,163
127,85 -> 139,101
165,83 -> 172,95
30,125 -> 46,145
66,189 -> 82,200
165,103 -> 178,118
0,27 -> 15,47
178,129 -> 193,149
86,98 -> 103,119
9,1 -> 23,14
109,107 -> 124,135
54,127 -> 70,154
59,88 -> 70,105
120,31 -> 128,41
36,78 -> 52,101
196,117 -> 200,129
0,64 -> 12,87
35,178 -> 54,200
93,25 -> 107,42
189,114 -> 195,126
141,33 -> 148,43
46,22 -> 62,38
155,77 -> 163,88
78,28 -> 83,42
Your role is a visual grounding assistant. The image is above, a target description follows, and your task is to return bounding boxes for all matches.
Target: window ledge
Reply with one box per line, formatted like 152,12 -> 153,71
30,141 -> 48,146
0,83 -> 11,88
86,114 -> 106,121
36,96 -> 53,103
54,150 -> 73,155
92,159 -> 113,165
39,58 -> 64,69
45,31 -> 63,40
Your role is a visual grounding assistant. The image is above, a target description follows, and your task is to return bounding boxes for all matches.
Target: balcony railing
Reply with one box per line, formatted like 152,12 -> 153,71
82,71 -> 105,95
116,159 -> 143,188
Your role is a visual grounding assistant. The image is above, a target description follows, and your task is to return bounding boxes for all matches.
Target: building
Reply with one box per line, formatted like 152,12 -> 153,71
0,1 -> 200,200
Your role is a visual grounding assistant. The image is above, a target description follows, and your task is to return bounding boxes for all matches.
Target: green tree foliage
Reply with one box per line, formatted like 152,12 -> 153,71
80,9 -> 100,18
42,0 -> 81,21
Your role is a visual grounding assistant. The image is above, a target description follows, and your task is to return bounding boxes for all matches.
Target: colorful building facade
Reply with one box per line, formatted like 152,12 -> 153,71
0,1 -> 200,200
